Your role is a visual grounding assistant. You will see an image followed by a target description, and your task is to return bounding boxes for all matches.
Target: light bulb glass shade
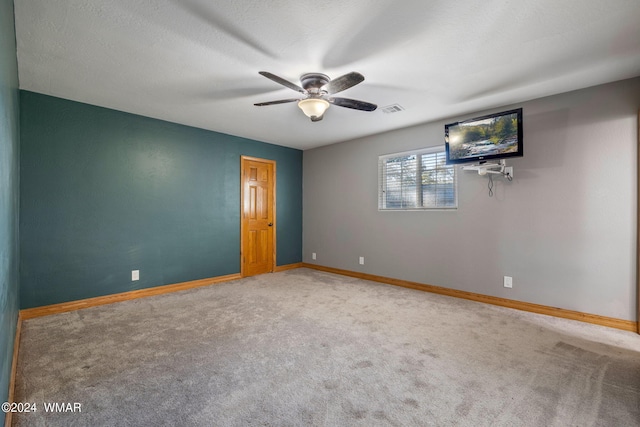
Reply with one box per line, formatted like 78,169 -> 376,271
298,98 -> 330,119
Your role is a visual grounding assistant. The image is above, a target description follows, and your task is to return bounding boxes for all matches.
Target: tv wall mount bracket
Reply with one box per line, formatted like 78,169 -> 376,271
461,159 -> 513,179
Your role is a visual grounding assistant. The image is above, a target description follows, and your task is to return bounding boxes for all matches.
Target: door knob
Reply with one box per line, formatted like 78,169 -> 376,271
268,223 -> 273,227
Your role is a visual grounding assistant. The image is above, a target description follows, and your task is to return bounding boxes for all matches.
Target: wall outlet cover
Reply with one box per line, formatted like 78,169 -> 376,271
504,276 -> 513,288
505,166 -> 514,179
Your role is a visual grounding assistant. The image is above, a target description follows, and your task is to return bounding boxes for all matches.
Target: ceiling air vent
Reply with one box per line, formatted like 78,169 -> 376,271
381,104 -> 404,114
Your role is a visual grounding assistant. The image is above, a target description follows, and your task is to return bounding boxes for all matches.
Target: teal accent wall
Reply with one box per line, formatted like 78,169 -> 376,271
0,0 -> 20,421
20,91 -> 302,309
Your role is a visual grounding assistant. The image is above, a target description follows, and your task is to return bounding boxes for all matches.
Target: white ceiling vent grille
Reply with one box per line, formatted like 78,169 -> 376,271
381,104 -> 404,114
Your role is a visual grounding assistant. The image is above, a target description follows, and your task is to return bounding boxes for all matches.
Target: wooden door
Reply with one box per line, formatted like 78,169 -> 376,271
241,156 -> 276,277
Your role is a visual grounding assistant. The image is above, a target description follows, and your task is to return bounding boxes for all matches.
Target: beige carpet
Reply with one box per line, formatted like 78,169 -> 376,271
13,268 -> 640,426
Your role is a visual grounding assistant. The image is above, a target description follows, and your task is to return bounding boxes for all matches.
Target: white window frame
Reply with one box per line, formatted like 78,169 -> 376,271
378,146 -> 458,211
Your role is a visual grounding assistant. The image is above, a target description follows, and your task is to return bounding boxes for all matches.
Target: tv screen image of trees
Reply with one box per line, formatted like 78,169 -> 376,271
448,112 -> 519,160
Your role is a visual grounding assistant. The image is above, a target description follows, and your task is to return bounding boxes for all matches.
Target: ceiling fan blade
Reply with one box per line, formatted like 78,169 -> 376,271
329,97 -> 377,111
258,71 -> 306,94
254,98 -> 301,106
322,72 -> 365,94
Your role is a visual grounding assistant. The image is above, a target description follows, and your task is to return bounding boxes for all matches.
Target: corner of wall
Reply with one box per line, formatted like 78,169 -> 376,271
1,0 -> 21,423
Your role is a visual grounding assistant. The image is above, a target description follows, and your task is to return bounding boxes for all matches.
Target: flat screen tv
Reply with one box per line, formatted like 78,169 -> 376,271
445,108 -> 523,164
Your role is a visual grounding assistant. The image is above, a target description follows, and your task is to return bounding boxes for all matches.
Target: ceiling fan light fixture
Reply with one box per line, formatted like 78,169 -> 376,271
298,98 -> 330,121
256,71 -> 376,120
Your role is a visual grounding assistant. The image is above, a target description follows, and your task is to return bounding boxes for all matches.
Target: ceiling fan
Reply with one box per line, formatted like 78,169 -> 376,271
254,71 -> 377,122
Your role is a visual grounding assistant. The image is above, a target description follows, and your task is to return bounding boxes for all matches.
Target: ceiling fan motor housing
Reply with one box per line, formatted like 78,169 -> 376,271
300,73 -> 330,94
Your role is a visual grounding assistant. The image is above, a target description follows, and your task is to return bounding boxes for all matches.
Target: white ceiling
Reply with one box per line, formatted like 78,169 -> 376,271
13,0 -> 640,150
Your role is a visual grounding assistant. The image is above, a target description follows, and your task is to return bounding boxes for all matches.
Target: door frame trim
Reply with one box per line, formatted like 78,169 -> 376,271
240,156 -> 276,277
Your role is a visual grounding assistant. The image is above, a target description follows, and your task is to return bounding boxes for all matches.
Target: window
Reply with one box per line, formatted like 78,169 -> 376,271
378,146 -> 457,210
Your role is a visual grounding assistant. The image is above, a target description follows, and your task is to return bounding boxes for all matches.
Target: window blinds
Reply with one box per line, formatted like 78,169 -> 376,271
378,146 -> 457,210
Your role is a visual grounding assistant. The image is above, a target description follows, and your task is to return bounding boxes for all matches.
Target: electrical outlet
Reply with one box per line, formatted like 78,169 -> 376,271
503,276 -> 512,288
359,256 -> 365,265
505,166 -> 514,179
132,270 -> 139,281
312,252 -> 317,260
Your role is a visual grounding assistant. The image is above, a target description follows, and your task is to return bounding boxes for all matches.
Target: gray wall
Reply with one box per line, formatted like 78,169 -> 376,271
0,0 -> 20,421
303,77 -> 639,321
